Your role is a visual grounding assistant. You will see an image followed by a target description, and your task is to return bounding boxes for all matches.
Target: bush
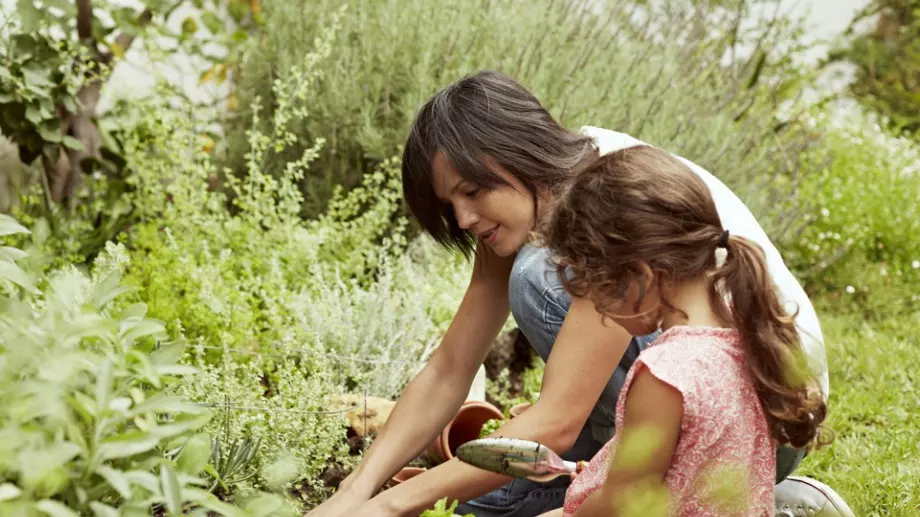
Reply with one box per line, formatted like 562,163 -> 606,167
225,0 -> 817,220
0,214 -> 281,516
827,0 -> 920,135
783,109 -> 920,318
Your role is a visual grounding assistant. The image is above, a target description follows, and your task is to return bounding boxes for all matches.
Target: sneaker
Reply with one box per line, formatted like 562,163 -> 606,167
775,476 -> 855,517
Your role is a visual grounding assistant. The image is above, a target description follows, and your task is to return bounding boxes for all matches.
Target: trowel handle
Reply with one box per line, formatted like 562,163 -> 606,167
562,460 -> 589,475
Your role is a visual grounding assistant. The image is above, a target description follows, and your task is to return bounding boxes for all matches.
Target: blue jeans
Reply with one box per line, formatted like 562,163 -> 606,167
456,245 -> 805,517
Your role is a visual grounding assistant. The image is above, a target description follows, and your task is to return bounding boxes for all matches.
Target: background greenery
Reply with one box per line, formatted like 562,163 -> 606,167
1,0 -> 918,514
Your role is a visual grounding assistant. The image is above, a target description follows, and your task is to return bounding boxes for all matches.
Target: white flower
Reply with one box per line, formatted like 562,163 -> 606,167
913,260 -> 920,269
845,285 -> 856,294
820,208 -> 830,217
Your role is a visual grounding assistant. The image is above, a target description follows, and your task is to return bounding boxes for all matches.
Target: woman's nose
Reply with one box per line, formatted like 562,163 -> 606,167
455,206 -> 480,230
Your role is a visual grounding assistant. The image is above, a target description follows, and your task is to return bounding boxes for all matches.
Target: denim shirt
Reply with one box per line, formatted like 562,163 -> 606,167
507,244 -> 659,461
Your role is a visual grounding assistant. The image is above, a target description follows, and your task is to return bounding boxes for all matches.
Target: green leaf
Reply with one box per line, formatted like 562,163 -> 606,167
37,124 -> 62,143
121,303 -> 149,319
0,260 -> 38,293
160,464 -> 182,516
41,0 -> 76,15
176,433 -> 211,475
89,502 -> 118,517
35,500 -> 79,517
150,339 -> 186,366
119,318 -> 166,343
228,0 -> 247,23
129,394 -> 205,416
0,483 -> 21,502
0,214 -> 30,237
21,68 -> 54,89
98,430 -> 160,460
92,269 -> 131,308
95,466 -> 132,499
181,16 -> 199,35
200,12 -> 223,34
151,412 -> 212,441
95,360 -> 113,411
0,247 -> 28,262
122,470 -> 159,493
155,364 -> 198,376
185,488 -> 249,517
25,104 -> 43,125
61,96 -> 79,114
17,0 -> 41,32
243,493 -> 286,517
61,136 -> 85,151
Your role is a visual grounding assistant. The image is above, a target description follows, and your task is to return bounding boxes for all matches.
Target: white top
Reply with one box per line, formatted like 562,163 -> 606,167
581,126 -> 830,397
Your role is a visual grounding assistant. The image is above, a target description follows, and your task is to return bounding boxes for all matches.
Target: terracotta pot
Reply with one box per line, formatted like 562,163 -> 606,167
390,466 -> 427,486
428,400 -> 504,464
509,402 -> 532,418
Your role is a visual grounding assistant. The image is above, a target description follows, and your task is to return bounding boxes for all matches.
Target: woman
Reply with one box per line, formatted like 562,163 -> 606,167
305,70 -> 829,517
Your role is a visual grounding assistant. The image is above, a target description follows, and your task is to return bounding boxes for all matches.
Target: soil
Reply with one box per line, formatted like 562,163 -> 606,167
483,328 -> 536,408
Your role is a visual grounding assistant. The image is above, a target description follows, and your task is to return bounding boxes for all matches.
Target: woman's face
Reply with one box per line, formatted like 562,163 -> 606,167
431,152 -> 538,257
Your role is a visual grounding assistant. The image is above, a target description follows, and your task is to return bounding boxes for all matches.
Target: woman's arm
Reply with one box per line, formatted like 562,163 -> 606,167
305,244 -> 515,517
572,367 -> 682,517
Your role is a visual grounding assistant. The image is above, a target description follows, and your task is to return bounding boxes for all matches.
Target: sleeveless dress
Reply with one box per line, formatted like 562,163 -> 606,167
562,326 -> 777,516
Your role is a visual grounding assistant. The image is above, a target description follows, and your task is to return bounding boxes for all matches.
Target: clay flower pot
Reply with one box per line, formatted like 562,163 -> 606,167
390,466 -> 427,486
428,401 -> 504,464
509,402 -> 532,418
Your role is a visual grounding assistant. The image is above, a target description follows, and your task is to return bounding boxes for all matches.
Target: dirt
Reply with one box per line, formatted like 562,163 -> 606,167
483,328 -> 535,407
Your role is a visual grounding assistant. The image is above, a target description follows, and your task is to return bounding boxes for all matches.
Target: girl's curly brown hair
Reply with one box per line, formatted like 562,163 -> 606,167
541,145 -> 829,450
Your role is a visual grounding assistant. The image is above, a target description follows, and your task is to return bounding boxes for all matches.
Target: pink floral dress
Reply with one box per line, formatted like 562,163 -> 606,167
563,326 -> 776,516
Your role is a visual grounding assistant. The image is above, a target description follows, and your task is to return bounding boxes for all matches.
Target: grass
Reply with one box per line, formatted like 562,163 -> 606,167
796,309 -> 920,516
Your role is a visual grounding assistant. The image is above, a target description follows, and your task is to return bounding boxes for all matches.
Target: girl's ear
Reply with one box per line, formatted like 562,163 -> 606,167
637,262 -> 656,293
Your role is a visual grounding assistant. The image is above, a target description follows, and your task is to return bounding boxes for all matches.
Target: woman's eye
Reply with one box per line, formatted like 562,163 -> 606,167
465,188 -> 480,198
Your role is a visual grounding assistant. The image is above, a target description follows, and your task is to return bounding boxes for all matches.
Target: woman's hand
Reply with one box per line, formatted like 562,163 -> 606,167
302,483 -> 369,517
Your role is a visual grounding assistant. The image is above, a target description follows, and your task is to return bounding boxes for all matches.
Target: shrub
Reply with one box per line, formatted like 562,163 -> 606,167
783,109 -> 920,318
225,0 -> 817,220
0,214 -> 280,516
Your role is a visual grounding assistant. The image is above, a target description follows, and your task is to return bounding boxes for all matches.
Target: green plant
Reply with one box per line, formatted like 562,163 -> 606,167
782,109 -> 920,317
826,0 -> 920,135
479,419 -> 503,439
0,214 -> 273,516
421,497 -> 474,517
226,0 -> 817,219
0,0 -> 262,207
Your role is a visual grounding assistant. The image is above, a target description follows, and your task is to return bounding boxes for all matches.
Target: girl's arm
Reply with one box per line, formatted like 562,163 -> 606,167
573,367 -> 683,517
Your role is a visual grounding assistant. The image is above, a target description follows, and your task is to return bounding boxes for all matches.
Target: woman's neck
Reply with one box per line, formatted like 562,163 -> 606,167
659,276 -> 729,331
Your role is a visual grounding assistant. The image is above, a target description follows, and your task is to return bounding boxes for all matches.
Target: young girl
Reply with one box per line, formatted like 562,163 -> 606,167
536,145 -> 829,517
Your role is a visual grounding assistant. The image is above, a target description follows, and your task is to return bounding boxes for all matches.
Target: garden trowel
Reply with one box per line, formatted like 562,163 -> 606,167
455,437 -> 587,482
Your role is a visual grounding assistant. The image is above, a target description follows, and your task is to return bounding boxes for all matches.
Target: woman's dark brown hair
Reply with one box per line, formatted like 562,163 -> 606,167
401,70 -> 598,256
542,145 -> 828,450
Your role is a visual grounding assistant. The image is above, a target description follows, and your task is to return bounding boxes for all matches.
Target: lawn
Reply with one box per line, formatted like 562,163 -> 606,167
797,311 -> 920,515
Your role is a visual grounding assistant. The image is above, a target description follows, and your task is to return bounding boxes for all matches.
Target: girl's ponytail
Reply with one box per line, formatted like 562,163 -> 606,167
710,232 -> 828,449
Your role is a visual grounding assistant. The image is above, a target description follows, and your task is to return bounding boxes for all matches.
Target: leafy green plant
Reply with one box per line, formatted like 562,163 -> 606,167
421,498 -> 474,517
479,419 -> 503,439
0,213 -> 274,516
825,0 -> 920,135
0,0 -> 262,207
782,109 -> 920,317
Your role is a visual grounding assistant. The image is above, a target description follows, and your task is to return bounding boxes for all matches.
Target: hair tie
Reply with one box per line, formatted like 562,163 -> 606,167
714,229 -> 730,268
718,229 -> 730,249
